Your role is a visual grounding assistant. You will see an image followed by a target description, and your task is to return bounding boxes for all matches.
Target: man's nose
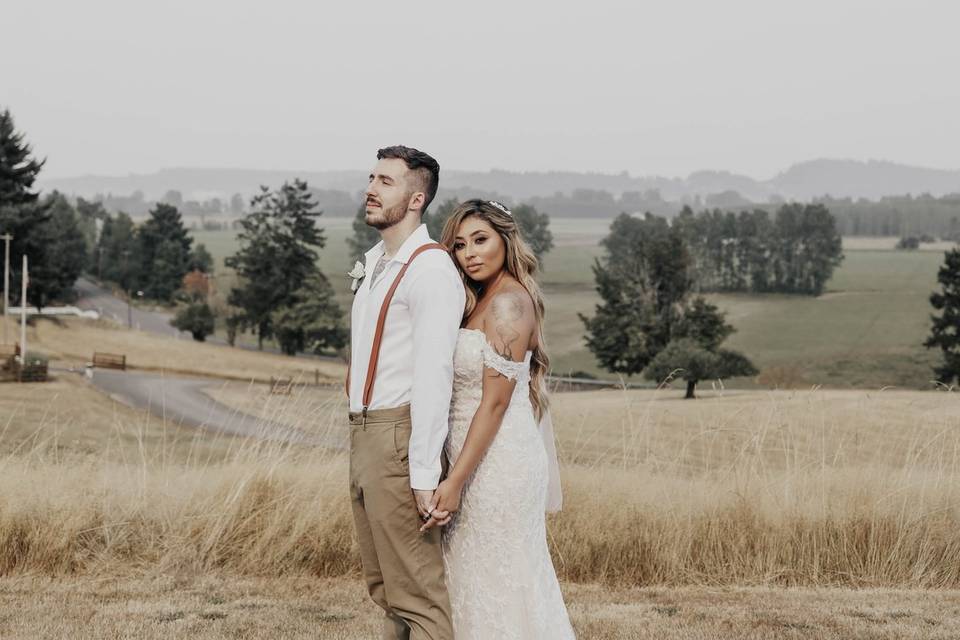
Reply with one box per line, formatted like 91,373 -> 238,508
365,183 -> 377,198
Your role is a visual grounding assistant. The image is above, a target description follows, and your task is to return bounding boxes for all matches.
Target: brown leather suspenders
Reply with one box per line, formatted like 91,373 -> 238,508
345,242 -> 448,419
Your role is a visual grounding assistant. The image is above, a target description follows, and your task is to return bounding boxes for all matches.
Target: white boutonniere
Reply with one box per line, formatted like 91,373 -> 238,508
348,261 -> 366,293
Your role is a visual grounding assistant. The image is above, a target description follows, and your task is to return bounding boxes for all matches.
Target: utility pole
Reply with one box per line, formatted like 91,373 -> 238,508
19,255 -> 27,372
1,232 -> 11,345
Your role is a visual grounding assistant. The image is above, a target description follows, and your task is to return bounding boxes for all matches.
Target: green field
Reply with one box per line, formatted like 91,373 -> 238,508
190,219 -> 951,388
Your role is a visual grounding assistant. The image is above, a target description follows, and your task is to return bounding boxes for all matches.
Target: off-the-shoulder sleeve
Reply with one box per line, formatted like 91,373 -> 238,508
481,339 -> 526,381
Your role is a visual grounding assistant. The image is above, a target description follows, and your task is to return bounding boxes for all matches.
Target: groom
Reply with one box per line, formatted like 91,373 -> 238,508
347,145 -> 465,640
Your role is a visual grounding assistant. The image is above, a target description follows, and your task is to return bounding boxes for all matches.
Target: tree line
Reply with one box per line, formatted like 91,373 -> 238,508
673,203 -> 844,296
819,194 -> 960,239
0,108 -> 346,356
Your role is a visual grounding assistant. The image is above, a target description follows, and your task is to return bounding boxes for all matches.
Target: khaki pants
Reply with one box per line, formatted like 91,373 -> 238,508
349,405 -> 453,640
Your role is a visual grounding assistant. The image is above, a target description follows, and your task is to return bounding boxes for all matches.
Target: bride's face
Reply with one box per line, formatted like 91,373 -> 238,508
452,215 -> 506,283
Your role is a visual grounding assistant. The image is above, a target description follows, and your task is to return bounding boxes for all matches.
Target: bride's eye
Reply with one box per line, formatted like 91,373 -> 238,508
454,242 -> 465,250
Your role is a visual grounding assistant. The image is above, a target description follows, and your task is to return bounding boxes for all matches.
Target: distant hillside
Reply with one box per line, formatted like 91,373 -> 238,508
769,159 -> 960,200
40,159 -> 960,209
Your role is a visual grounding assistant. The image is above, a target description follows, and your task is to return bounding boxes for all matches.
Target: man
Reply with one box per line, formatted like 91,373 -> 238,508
348,145 -> 465,640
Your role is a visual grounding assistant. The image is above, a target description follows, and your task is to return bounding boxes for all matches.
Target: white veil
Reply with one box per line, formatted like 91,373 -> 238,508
538,383 -> 563,513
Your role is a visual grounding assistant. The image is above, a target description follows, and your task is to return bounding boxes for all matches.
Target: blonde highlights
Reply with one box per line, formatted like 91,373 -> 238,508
440,200 -> 550,420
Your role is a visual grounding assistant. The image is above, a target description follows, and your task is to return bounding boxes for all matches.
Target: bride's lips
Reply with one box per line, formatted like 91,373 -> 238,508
466,263 -> 482,273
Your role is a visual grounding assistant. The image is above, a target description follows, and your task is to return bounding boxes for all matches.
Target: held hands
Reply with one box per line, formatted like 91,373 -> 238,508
419,477 -> 463,532
413,489 -> 436,521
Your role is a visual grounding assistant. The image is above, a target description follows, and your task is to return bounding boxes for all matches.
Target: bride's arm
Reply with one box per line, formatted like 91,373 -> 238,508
424,290 -> 534,530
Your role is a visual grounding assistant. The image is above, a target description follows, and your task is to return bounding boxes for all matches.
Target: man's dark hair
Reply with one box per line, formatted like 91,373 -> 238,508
377,145 -> 440,214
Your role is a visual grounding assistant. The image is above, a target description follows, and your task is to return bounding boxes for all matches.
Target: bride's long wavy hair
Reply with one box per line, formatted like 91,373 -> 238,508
440,199 -> 550,420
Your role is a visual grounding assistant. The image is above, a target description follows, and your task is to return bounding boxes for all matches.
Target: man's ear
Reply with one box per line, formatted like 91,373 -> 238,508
408,191 -> 426,213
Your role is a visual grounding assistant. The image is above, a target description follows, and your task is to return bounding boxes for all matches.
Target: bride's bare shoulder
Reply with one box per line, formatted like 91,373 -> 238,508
482,285 -> 535,360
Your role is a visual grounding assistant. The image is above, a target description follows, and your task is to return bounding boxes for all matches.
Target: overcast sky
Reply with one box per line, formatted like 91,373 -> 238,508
3,0 -> 958,180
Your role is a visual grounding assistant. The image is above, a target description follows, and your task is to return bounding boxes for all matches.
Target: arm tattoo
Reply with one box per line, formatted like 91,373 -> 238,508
487,293 -> 525,378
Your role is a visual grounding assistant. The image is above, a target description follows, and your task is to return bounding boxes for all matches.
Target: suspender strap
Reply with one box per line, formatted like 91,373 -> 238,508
346,242 -> 448,416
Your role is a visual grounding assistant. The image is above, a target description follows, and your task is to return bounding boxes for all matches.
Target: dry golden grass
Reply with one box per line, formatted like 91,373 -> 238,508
1,380 -> 959,589
0,374 -> 235,463
201,380 -> 348,440
548,385 -> 960,469
3,346 -> 960,637
3,315 -> 346,383
1,575 -> 957,639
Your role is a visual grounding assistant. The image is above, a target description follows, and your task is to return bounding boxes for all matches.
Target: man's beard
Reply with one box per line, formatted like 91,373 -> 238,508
365,198 -> 409,230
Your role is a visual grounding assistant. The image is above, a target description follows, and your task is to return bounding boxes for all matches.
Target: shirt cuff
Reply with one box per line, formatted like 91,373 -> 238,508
409,465 -> 442,491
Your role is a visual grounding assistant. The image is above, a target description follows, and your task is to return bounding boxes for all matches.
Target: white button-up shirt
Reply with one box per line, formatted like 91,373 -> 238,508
349,223 -> 466,490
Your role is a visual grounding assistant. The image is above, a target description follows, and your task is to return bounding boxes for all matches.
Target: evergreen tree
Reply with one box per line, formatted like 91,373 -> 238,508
96,212 -> 139,288
737,209 -> 772,293
226,180 -> 336,350
0,109 -> 53,309
925,248 -> 960,384
135,203 -> 193,301
347,203 -> 381,264
170,302 -> 215,341
0,109 -> 45,207
76,197 -> 108,272
31,192 -> 87,308
187,243 -> 214,273
271,271 -> 348,355
794,203 -> 844,295
580,213 -> 692,374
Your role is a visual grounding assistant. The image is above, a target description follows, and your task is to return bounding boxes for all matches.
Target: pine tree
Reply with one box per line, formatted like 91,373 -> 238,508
271,271 -> 347,355
226,180 -> 339,350
925,248 -> 960,384
580,213 -> 692,374
0,109 -> 45,207
135,203 -> 193,301
347,203 -> 383,264
29,192 -> 87,308
96,212 -> 139,287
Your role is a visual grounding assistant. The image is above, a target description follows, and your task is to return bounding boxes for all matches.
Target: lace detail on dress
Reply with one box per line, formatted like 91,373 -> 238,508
480,336 -> 531,382
442,328 -> 576,640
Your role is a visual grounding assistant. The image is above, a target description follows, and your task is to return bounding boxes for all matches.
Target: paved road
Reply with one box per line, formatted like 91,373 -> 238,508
71,277 -> 343,447
87,368 -> 329,446
74,276 -> 338,361
75,276 -> 189,338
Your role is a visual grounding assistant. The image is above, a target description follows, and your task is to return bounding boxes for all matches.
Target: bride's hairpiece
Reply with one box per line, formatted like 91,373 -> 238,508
488,200 -> 512,216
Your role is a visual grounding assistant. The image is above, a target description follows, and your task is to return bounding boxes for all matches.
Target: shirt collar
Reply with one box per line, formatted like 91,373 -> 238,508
363,223 -> 434,266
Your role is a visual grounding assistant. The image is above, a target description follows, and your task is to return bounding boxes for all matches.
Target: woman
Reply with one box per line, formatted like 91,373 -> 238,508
427,199 -> 575,639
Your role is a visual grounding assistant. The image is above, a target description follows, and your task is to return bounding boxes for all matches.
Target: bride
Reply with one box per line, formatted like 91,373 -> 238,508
422,199 -> 576,639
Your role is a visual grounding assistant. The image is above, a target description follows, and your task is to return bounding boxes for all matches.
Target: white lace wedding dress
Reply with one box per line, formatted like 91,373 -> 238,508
442,328 -> 576,639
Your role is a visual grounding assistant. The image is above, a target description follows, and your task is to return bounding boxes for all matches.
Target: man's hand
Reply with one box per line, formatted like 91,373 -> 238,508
420,478 -> 461,532
413,489 -> 436,521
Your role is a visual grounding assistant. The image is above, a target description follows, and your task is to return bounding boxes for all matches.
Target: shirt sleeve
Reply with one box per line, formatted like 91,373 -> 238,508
406,261 -> 466,490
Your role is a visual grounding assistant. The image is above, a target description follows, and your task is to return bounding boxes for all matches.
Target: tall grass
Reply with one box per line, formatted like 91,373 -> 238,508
1,382 -> 959,588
